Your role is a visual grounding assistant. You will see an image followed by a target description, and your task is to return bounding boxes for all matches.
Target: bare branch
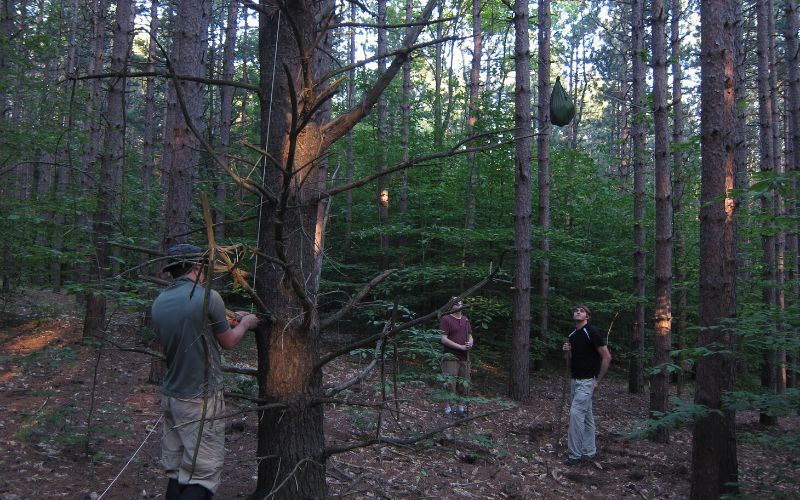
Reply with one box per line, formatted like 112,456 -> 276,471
323,132 -> 515,199
321,0 -> 438,148
71,70 -> 260,93
314,254 -> 506,371
330,17 -> 456,30
322,406 -> 514,458
320,269 -> 396,329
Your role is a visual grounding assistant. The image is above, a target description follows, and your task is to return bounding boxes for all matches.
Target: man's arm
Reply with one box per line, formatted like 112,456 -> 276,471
217,314 -> 260,349
593,345 -> 612,389
441,333 -> 467,351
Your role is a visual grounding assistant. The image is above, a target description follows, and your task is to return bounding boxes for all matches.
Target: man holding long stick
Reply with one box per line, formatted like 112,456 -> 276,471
152,243 -> 260,499
561,304 -> 612,466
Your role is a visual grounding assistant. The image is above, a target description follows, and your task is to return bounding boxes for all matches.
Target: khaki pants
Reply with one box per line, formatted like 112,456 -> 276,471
161,392 -> 226,493
441,358 -> 471,397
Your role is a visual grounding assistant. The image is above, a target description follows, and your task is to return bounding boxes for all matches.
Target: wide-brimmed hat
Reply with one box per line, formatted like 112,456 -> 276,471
161,244 -> 205,272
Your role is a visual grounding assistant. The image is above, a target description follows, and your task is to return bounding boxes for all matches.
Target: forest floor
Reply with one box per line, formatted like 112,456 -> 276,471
0,288 -> 799,500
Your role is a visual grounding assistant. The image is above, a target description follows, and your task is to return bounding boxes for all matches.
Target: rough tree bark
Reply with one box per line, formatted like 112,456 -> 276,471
629,0 -> 646,394
160,0 -> 210,249
756,0 -> 778,425
535,0 -> 551,374
83,0 -> 133,338
690,0 -> 740,496
508,0 -> 532,401
252,1 -> 437,496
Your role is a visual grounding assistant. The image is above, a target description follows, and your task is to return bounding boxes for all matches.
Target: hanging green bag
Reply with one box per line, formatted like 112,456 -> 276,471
550,76 -> 575,127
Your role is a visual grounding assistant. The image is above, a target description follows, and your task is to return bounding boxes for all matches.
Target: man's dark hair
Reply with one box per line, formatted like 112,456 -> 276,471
573,304 -> 591,318
168,262 -> 196,279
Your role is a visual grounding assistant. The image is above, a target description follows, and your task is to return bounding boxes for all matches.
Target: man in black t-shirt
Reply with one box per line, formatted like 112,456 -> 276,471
561,304 -> 612,465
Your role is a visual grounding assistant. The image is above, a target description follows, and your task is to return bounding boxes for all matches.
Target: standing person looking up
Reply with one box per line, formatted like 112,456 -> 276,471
562,304 -> 612,466
151,244 -> 260,499
440,297 -> 474,418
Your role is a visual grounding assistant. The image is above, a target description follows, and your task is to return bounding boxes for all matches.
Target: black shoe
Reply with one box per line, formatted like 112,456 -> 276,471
179,484 -> 212,500
583,453 -> 598,461
165,478 -> 183,500
564,456 -> 582,466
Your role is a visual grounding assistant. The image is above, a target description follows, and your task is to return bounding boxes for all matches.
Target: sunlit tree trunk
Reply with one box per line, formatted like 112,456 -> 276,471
690,0 -> 739,496
629,0 -> 646,394
534,0 -> 551,373
508,0 -> 532,401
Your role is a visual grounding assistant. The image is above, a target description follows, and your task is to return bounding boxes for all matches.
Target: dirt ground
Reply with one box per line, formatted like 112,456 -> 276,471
0,288 -> 798,499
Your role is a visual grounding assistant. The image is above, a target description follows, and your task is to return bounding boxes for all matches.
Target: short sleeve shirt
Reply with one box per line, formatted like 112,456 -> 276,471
440,314 -> 472,361
151,277 -> 230,398
568,324 -> 606,379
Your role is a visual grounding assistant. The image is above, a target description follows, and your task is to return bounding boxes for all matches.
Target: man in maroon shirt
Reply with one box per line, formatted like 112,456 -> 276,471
440,297 -> 474,417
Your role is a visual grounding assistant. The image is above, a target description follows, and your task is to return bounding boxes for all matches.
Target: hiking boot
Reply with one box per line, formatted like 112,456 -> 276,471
564,456 -> 582,466
444,406 -> 453,418
456,406 -> 468,418
583,453 -> 598,461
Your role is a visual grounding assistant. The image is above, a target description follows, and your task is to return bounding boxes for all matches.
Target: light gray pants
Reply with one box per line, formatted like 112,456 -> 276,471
567,378 -> 596,460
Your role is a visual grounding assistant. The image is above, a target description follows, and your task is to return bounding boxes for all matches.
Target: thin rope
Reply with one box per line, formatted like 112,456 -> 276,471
253,10 -> 282,293
96,414 -> 163,500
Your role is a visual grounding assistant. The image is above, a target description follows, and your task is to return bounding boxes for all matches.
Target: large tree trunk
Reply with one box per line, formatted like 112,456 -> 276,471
534,0 -> 551,374
160,0 -> 210,249
141,0 -> 158,223
690,0 -> 739,496
508,0 -> 532,401
650,0 -> 672,443
253,2 -> 436,496
83,0 -> 133,338
756,0 -> 778,425
784,0 -> 800,389
629,0 -> 646,394
376,0 -> 389,252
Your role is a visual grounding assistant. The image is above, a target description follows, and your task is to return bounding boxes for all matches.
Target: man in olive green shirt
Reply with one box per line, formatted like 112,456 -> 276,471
152,244 -> 259,500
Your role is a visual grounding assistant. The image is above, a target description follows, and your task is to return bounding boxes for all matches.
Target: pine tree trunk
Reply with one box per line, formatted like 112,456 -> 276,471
508,0 -> 532,401
160,0 -> 210,249
534,0 -> 551,374
650,0 -> 672,443
784,0 -> 800,390
756,0 -> 778,425
671,0 -> 688,397
690,1 -> 739,496
629,0 -> 646,394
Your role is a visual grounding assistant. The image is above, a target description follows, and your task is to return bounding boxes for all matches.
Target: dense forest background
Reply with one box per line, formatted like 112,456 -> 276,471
0,0 -> 799,498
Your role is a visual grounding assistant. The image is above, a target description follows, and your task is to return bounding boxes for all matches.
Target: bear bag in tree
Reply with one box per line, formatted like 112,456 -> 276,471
550,76 -> 575,127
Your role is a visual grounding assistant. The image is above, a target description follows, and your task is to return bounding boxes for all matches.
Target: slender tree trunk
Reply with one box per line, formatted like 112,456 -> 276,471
464,0 -> 481,231
344,0 -> 356,261
535,0 -> 551,373
629,0 -> 646,394
756,0 -> 778,425
690,1 -> 739,496
784,0 -> 800,389
160,0 -> 210,249
376,0 -> 389,252
650,0 -> 672,443
141,0 -> 158,225
215,0 -> 239,240
83,0 -> 134,338
508,0 -> 532,401
433,0 -> 444,149
671,0 -> 688,397
399,0 -> 411,254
